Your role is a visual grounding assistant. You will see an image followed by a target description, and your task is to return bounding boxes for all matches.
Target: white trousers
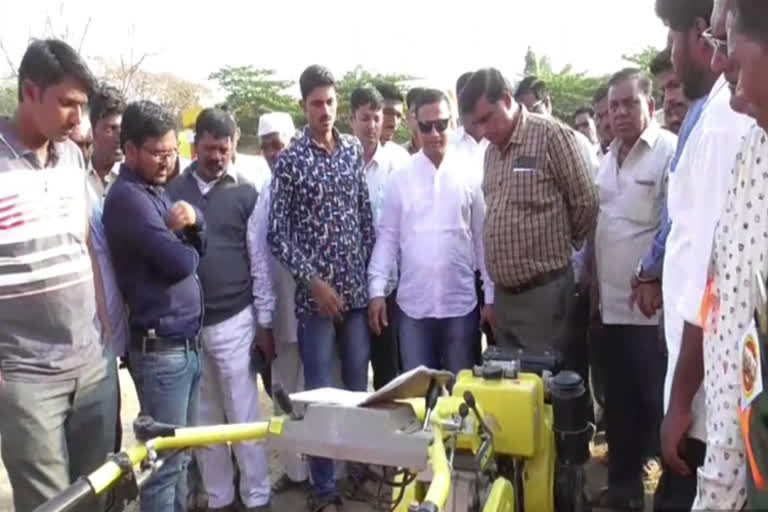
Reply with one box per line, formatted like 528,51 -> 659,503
271,341 -> 309,483
197,306 -> 270,508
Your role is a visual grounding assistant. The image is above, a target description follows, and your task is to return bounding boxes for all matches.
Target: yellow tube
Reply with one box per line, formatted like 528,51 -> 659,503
423,426 -> 451,510
87,422 -> 270,494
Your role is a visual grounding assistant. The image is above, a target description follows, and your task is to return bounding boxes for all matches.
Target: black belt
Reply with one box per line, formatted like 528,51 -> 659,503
502,266 -> 570,295
131,332 -> 200,354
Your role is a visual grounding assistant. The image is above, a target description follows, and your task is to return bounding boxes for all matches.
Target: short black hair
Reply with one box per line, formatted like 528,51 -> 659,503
299,65 -> 335,100
572,106 -> 595,122
413,88 -> 451,119
649,48 -> 674,77
120,100 -> 176,150
89,84 -> 125,128
194,108 -> 235,143
456,72 -> 474,97
458,68 -> 513,116
733,0 -> 768,46
655,0 -> 713,31
608,68 -> 654,97
514,75 -> 549,101
406,87 -> 426,110
17,39 -> 95,102
350,87 -> 384,115
592,83 -> 610,104
375,82 -> 403,104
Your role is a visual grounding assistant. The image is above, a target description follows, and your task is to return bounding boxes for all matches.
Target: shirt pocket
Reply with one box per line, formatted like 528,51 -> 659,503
623,175 -> 662,224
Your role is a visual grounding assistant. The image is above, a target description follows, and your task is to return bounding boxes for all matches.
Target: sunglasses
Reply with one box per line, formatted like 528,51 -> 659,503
417,119 -> 450,134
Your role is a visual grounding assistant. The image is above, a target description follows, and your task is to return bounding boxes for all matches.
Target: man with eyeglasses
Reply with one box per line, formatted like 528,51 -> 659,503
368,88 -> 493,374
653,0 -> 756,509
103,100 -> 206,512
458,68 -> 598,361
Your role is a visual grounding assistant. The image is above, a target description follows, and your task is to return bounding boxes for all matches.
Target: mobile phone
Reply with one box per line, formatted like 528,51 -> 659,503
756,270 -> 768,335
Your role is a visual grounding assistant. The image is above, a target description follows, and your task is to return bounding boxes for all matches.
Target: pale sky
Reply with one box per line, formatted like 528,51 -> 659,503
0,0 -> 668,100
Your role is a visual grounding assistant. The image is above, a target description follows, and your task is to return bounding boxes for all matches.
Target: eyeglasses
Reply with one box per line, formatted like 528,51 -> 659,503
702,27 -> 728,54
417,119 -> 450,134
141,146 -> 178,162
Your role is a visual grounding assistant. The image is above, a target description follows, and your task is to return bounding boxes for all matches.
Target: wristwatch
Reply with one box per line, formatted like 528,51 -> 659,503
635,260 -> 658,283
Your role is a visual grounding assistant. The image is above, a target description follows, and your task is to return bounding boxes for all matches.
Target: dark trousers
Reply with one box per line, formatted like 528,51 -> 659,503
598,324 -> 667,494
371,292 -> 401,390
653,437 -> 706,511
565,287 -> 595,424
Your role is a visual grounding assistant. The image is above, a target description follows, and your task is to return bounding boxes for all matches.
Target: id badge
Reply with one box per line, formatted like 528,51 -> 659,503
741,320 -> 764,410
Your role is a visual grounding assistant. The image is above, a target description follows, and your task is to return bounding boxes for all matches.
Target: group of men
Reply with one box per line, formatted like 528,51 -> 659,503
1,0 -> 768,511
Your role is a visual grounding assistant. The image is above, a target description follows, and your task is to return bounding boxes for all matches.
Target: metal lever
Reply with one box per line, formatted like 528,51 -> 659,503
462,391 -> 492,437
273,384 -> 301,420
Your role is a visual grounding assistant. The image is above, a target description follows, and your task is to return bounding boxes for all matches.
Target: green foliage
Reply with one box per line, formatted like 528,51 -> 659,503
209,66 -> 301,135
622,45 -> 663,72
523,49 -> 609,123
333,65 -> 414,137
0,85 -> 17,118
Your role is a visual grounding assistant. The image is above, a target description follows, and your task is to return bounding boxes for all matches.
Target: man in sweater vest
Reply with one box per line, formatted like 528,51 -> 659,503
167,108 -> 272,512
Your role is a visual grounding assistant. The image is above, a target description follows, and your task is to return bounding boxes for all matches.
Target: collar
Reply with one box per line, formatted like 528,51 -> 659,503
609,120 -> 662,156
366,142 -> 385,169
501,104 -> 528,153
188,160 -> 238,185
0,119 -> 62,168
88,159 -> 121,179
297,125 -> 348,153
119,163 -> 166,194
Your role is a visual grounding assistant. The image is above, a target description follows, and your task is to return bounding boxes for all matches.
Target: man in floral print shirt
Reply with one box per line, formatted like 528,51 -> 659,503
708,0 -> 768,508
267,64 -> 375,512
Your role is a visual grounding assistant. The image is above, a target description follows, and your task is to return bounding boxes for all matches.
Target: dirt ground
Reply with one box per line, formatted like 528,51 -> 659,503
0,369 -> 651,512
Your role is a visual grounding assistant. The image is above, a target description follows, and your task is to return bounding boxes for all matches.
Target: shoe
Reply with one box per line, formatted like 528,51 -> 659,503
272,473 -> 309,495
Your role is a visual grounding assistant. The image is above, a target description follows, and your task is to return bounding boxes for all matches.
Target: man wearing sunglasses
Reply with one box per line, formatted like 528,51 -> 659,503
651,0 -> 754,509
368,88 -> 493,375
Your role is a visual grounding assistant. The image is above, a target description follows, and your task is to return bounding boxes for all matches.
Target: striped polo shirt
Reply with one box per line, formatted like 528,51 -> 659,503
0,119 -> 102,381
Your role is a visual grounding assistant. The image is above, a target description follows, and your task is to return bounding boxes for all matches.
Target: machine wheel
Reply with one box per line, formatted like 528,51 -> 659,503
554,463 -> 590,512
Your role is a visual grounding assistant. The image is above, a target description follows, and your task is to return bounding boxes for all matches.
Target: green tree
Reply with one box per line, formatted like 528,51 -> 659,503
622,45 -> 663,72
523,51 -> 609,122
524,47 -> 539,76
0,84 -> 17,117
334,65 -> 414,137
209,66 -> 300,135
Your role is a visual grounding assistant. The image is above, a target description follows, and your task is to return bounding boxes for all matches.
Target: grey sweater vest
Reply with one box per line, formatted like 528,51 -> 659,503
168,167 -> 258,326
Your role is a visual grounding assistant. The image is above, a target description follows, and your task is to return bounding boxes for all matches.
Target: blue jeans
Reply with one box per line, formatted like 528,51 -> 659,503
399,308 -> 479,374
128,347 -> 202,512
297,308 -> 371,502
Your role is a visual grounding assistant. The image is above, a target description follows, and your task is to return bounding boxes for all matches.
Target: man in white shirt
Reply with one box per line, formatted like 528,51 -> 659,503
349,86 -> 406,390
593,68 -> 677,510
657,0 -> 755,509
87,85 -> 125,199
376,82 -> 411,161
251,112 -> 313,495
368,88 -> 493,374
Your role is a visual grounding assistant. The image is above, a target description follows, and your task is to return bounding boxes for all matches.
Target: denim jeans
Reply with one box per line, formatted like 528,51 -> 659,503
0,350 -> 118,512
297,308 -> 371,502
128,346 -> 202,512
399,308 -> 479,374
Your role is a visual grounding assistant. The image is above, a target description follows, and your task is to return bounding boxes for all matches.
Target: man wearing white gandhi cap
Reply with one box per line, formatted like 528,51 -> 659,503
251,112 -> 311,493
257,112 -> 296,169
